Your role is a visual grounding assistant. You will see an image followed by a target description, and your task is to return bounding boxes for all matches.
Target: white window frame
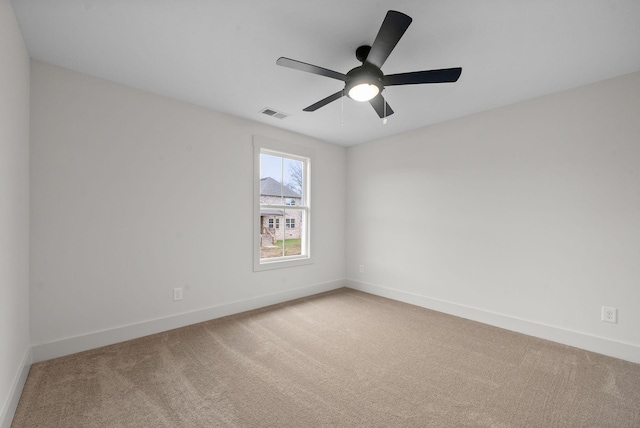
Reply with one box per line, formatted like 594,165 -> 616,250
253,136 -> 313,271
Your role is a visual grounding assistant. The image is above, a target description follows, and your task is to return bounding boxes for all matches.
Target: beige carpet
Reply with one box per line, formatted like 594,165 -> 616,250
12,288 -> 640,427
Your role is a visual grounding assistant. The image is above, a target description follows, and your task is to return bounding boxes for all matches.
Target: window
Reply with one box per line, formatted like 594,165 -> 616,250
254,136 -> 313,271
266,218 -> 280,229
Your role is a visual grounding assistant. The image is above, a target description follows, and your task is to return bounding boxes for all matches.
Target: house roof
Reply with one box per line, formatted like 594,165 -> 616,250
260,177 -> 301,198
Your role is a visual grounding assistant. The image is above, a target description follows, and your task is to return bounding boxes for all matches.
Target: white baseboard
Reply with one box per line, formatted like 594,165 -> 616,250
347,279 -> 640,364
32,280 -> 345,363
0,346 -> 32,428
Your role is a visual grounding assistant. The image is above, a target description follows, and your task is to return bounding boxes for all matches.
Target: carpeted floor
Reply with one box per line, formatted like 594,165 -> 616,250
12,288 -> 640,427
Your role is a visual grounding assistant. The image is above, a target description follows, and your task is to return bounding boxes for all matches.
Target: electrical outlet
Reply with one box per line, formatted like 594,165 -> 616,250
173,287 -> 183,301
359,265 -> 365,274
601,306 -> 617,323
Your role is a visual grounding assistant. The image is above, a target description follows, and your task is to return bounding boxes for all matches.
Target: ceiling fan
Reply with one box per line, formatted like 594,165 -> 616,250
276,10 -> 462,119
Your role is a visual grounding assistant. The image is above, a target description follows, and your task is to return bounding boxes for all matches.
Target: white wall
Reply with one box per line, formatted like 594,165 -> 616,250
30,61 -> 347,361
0,0 -> 31,426
347,72 -> 640,363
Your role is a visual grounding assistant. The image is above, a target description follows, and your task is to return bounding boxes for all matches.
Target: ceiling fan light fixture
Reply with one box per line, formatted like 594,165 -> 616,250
345,63 -> 384,102
348,83 -> 380,102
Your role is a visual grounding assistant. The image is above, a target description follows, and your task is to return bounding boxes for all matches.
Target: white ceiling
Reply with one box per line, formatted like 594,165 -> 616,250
11,0 -> 640,146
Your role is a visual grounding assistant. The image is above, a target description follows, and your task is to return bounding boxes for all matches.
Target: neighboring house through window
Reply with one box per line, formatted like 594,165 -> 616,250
260,176 -> 302,240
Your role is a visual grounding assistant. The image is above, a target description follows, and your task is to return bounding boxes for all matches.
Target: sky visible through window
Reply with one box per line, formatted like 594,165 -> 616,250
260,153 -> 301,193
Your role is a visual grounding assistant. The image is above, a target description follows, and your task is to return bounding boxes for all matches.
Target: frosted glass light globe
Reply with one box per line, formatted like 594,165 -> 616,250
348,83 -> 380,102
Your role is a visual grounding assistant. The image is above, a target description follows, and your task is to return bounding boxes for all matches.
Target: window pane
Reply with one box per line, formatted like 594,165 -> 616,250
288,211 -> 303,256
260,153 -> 284,205
260,212 -> 283,259
283,157 -> 304,205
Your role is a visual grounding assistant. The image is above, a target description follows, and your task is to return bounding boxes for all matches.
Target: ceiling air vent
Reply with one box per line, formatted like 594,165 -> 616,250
260,108 -> 289,120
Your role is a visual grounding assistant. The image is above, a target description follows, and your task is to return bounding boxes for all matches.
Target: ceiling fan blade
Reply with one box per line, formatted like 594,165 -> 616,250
303,90 -> 345,112
383,67 -> 462,86
365,10 -> 412,69
276,57 -> 347,81
369,93 -> 395,118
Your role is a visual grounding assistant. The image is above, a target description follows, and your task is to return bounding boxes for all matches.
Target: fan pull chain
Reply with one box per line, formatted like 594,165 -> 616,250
341,90 -> 344,126
383,90 -> 388,125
